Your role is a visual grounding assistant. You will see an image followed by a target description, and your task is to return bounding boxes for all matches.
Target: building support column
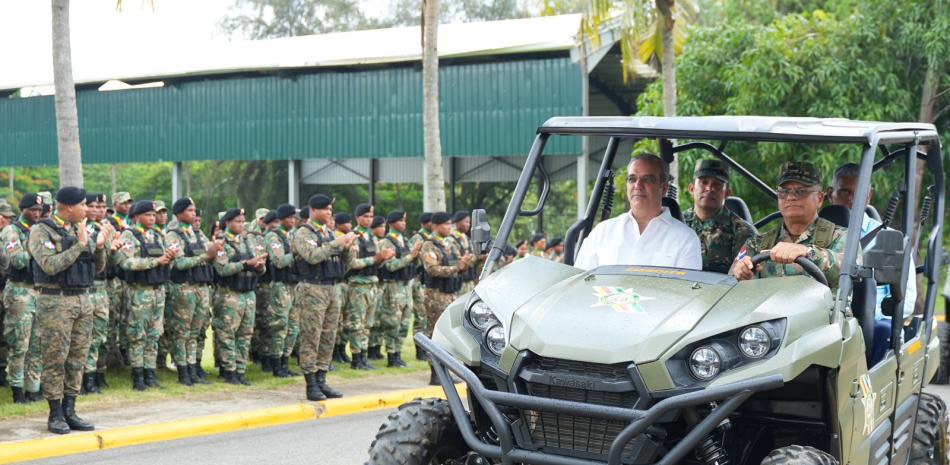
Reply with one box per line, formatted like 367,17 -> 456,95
449,157 -> 457,213
171,162 -> 183,202
368,158 -> 377,205
288,159 -> 300,206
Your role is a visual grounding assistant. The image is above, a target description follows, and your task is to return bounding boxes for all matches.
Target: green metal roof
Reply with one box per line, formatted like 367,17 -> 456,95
0,55 -> 582,167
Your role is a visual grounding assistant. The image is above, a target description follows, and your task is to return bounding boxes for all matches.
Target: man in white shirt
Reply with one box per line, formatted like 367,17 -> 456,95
574,154 -> 702,270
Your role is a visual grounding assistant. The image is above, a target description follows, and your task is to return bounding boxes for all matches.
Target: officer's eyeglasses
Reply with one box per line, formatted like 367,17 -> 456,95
777,187 -> 819,199
626,174 -> 661,185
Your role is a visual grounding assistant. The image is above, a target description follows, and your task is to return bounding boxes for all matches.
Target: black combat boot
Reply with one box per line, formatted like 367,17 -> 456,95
393,352 -> 409,368
82,373 -> 99,394
366,345 -> 380,360
304,373 -> 326,401
11,387 -> 26,404
315,370 -> 342,398
354,353 -> 376,371
387,352 -> 408,368
271,357 -> 289,378
156,353 -> 167,370
280,356 -> 298,376
177,365 -> 193,386
62,396 -> 94,431
338,344 -> 351,363
415,343 -> 428,361
132,368 -> 147,391
350,352 -> 361,369
0,369 -> 8,387
331,345 -> 344,363
189,364 -> 210,385
120,348 -> 130,367
235,372 -> 251,386
194,359 -> 207,380
47,399 -> 70,435
144,369 -> 161,388
260,355 -> 272,372
96,371 -> 109,389
26,390 -> 42,402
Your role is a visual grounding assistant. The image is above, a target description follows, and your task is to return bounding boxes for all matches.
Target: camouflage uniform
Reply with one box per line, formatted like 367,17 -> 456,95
420,234 -> 465,338
83,221 -> 112,378
292,221 -> 346,374
2,218 -> 39,389
736,219 -> 846,288
342,227 -> 379,355
407,228 -> 431,338
332,230 -> 349,358
245,224 -> 267,365
450,231 -> 477,296
377,231 -> 416,355
115,225 -> 169,371
106,209 -> 131,364
28,214 -> 107,401
263,226 -> 295,362
684,207 -> 756,274
212,230 -> 263,375
165,223 -> 214,370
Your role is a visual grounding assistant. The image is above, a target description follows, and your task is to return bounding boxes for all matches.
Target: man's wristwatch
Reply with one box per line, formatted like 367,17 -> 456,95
806,245 -> 819,261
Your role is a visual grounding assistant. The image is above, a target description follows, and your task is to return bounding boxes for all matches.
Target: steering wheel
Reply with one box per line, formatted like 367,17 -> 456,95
750,252 -> 829,287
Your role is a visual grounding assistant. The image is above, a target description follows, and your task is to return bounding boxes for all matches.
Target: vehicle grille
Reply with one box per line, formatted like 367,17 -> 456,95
517,356 -> 641,462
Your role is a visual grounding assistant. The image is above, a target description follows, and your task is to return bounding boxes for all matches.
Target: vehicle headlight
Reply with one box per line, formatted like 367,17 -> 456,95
738,326 -> 771,359
485,325 -> 507,355
467,299 -> 498,330
688,346 -> 722,380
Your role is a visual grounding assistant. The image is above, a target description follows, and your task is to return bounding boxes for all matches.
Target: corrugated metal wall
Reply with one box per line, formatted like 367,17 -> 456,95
0,55 -> 582,167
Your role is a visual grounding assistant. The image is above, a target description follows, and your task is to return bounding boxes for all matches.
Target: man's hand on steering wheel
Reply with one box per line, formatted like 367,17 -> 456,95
731,244 -> 828,286
769,242 -> 808,264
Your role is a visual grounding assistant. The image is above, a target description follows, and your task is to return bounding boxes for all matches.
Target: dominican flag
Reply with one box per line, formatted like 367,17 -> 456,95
735,246 -> 748,262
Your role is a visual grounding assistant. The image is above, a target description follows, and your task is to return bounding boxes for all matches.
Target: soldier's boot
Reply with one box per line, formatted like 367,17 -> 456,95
120,348 -> 130,367
62,396 -> 94,431
415,343 -> 428,361
316,370 -> 342,399
26,391 -> 42,402
96,372 -> 109,389
338,344 -> 351,363
331,345 -> 344,363
260,355 -> 272,373
144,369 -> 161,388
328,362 -> 335,372
355,353 -> 376,371
194,359 -> 207,380
304,373 -> 326,401
0,370 -> 8,387
176,365 -> 193,386
47,399 -> 70,435
220,369 -> 240,385
11,387 -> 26,404
189,364 -> 211,385
280,356 -> 299,376
350,352 -> 361,370
156,353 -> 167,371
389,352 -> 409,368
271,357 -> 291,378
429,365 -> 440,386
82,373 -> 99,394
235,372 -> 251,386
131,368 -> 147,391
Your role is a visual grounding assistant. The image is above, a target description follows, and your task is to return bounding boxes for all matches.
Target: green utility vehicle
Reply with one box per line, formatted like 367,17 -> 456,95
367,117 -> 947,465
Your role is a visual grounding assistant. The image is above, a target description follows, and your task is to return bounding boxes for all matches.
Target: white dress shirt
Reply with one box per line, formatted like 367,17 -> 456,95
574,207 -> 702,270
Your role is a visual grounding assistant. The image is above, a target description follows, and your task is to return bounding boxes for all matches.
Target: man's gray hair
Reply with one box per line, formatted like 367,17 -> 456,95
628,153 -> 670,182
833,163 -> 860,181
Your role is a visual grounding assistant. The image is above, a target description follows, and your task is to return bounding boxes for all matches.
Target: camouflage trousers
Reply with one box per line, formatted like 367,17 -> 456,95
333,283 -> 348,347
283,286 -> 300,358
407,278 -> 427,338
296,282 -> 341,374
158,285 -> 172,366
167,283 -> 212,366
0,297 -> 5,377
3,283 -> 38,388
379,281 -> 412,354
82,283 -> 110,372
36,290 -> 94,400
252,284 -> 273,360
124,284 -> 166,370
424,289 -> 456,338
342,282 -> 378,354
107,278 -> 126,354
264,282 -> 293,358
212,288 -> 255,373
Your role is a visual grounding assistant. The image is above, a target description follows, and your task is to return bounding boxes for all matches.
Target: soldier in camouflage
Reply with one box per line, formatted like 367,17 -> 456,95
115,200 -> 174,391
28,187 -> 107,434
451,211 -> 478,295
731,162 -> 847,287
407,212 -> 433,360
247,208 -> 270,370
263,205 -> 299,377
107,192 -> 133,367
421,212 -> 473,384
377,211 -> 422,368
529,233 -> 547,258
292,194 -> 355,401
154,200 -> 173,370
683,159 -> 756,274
331,212 -> 353,364
366,215 -> 389,359
81,194 -> 117,394
544,238 -> 564,263
2,194 -> 43,403
0,201 -> 11,390
165,197 -> 222,386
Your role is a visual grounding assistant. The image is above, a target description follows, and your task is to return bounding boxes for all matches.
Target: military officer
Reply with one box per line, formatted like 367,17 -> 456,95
115,200 -> 174,391
28,187 -> 107,434
107,192 -> 133,368
731,162 -> 847,287
0,201 -> 12,390
544,238 -> 564,263
165,197 -> 222,386
421,212 -> 473,384
683,159 -> 756,274
451,211 -> 478,295
377,211 -> 423,367
81,193 -> 117,394
292,194 -> 356,401
366,215 -> 389,359
262,205 -> 298,377
247,208 -> 269,368
407,212 -> 433,360
529,233 -> 547,257
331,212 -> 353,364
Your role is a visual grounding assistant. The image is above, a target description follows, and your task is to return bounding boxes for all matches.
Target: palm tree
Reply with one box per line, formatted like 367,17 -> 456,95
422,0 -> 447,211
52,0 -> 84,187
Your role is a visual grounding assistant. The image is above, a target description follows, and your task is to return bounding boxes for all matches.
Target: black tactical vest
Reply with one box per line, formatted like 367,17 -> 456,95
453,234 -> 477,283
423,239 -> 462,293
168,228 -> 214,285
264,230 -> 294,284
346,232 -> 378,279
378,235 -> 413,282
216,237 -> 259,293
292,224 -> 344,284
31,219 -> 96,288
8,222 -> 34,284
124,228 -> 170,285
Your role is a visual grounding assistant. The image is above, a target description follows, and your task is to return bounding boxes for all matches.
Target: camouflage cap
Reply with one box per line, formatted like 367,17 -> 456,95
154,200 -> 167,211
38,191 -> 53,206
113,191 -> 133,204
693,159 -> 729,183
254,208 -> 270,220
0,201 -> 15,218
778,162 -> 822,187
217,211 -> 226,220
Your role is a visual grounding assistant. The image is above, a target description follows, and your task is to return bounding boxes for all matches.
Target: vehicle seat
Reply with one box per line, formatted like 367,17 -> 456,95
725,196 -> 754,224
662,197 -> 684,222
866,205 -> 882,222
818,205 -> 850,228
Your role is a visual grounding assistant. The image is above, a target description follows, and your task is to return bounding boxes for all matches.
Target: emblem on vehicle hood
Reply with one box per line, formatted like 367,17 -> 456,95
591,286 -> 654,314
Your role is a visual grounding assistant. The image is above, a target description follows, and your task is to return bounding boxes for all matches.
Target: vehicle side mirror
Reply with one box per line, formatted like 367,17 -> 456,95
471,209 -> 492,254
864,228 -> 906,317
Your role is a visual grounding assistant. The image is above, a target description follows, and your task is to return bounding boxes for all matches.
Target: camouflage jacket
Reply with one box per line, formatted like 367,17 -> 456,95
2,218 -> 33,277
378,231 -> 415,272
736,218 -> 847,287
214,230 -> 266,277
165,223 -> 212,271
683,207 -> 756,274
263,226 -> 294,271
115,225 -> 167,272
345,226 -> 379,284
291,221 -> 346,266
421,234 -> 464,278
28,215 -> 107,281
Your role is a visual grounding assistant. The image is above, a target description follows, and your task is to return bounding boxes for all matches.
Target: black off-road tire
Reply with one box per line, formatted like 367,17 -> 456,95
934,322 -> 950,385
366,398 -> 470,465
761,445 -> 838,465
909,392 -> 950,465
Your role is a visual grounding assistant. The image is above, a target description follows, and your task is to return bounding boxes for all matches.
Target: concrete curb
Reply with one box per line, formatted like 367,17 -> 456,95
0,384 -> 467,464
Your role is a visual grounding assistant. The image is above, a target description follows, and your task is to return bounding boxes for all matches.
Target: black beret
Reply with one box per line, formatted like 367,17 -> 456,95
419,212 -> 433,224
308,194 -> 333,210
298,207 -> 309,219
354,203 -> 372,217
42,204 -> 51,215
546,237 -> 563,249
172,197 -> 195,215
430,211 -> 452,224
371,215 -> 386,229
452,211 -> 470,223
503,245 -> 516,256
85,193 -> 104,204
515,240 -> 527,248
19,193 -> 42,209
262,210 -> 278,224
530,233 -> 546,244
334,212 -> 352,224
56,186 -> 86,206
275,204 -> 296,220
221,208 -> 245,223
130,200 -> 157,217
386,210 -> 406,224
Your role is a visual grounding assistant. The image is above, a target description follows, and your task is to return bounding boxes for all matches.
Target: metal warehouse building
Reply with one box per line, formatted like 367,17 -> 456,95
0,14 -> 650,213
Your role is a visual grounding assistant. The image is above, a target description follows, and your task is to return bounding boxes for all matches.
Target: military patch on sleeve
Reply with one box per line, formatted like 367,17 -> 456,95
306,239 -> 317,246
217,250 -> 227,257
271,243 -> 282,250
44,241 -> 55,250
6,241 -> 17,251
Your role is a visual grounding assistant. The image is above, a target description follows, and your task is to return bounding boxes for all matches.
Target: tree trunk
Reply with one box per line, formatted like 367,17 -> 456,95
52,0 -> 84,188
918,63 -> 938,123
657,0 -> 677,197
421,0 -> 447,212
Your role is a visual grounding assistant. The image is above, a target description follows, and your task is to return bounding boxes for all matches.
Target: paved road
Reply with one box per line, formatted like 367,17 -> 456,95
25,385 -> 950,465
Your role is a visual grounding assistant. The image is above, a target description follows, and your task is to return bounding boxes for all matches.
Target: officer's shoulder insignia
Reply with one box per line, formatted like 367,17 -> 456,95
306,239 -> 318,246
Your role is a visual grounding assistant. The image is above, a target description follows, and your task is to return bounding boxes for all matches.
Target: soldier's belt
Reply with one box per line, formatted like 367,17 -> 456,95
298,278 -> 340,285
38,287 -> 91,296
